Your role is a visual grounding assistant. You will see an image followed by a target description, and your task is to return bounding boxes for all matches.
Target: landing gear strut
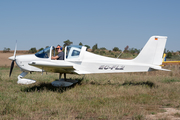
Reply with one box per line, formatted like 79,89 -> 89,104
59,73 -> 66,80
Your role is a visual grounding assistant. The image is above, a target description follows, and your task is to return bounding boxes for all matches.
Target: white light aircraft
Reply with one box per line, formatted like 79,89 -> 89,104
9,36 -> 170,87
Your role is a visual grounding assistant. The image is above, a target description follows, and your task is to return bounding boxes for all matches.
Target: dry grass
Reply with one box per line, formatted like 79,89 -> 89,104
0,65 -> 180,119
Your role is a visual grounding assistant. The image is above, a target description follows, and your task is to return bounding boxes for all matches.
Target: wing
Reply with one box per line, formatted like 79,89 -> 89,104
28,60 -> 76,74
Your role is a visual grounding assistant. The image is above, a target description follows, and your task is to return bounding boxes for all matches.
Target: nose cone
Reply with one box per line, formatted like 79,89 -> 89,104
9,56 -> 15,61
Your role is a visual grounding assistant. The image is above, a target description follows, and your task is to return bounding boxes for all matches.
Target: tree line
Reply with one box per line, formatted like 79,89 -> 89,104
3,39 -> 180,59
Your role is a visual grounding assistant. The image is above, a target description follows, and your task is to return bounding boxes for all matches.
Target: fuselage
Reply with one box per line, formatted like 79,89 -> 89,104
9,40 -> 166,75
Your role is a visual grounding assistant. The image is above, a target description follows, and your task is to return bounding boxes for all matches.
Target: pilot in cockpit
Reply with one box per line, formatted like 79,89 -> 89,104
51,45 -> 64,60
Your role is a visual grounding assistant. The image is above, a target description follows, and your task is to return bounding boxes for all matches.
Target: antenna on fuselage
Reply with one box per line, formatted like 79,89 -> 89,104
117,45 -> 129,59
117,51 -> 123,59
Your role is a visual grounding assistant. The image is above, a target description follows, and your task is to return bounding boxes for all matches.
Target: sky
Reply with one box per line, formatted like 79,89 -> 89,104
0,0 -> 180,51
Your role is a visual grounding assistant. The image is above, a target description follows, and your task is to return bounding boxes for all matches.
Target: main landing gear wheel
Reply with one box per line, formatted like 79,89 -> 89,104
51,73 -> 78,87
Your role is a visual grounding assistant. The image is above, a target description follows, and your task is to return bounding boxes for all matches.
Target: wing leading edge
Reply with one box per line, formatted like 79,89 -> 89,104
28,61 -> 76,74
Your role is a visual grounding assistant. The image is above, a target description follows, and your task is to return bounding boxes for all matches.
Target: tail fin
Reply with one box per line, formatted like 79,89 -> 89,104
133,36 -> 167,65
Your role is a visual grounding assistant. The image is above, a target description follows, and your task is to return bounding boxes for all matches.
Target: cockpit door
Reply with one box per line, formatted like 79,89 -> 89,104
64,45 -> 86,61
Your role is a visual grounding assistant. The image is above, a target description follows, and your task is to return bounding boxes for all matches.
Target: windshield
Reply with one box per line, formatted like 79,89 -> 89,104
35,47 -> 51,58
66,45 -> 82,59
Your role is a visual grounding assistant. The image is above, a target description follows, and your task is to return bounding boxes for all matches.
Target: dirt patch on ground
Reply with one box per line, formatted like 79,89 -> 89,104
146,108 -> 180,119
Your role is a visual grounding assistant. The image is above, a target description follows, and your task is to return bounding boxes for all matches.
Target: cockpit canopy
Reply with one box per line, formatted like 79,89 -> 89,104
35,45 -> 84,60
35,46 -> 51,58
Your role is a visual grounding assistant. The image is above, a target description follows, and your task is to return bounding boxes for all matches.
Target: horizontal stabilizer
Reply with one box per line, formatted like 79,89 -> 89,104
149,66 -> 171,71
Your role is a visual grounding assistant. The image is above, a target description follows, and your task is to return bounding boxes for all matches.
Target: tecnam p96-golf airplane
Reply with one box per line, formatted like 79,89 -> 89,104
9,36 -> 170,86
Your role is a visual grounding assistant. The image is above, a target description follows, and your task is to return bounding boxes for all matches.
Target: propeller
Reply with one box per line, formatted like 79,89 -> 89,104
9,60 -> 15,77
9,41 -> 17,77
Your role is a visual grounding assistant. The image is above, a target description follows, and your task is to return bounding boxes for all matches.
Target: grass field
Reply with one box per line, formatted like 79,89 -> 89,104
1,65 -> 180,119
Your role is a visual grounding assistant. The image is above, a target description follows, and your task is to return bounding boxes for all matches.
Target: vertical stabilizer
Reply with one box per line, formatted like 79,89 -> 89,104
133,36 -> 167,65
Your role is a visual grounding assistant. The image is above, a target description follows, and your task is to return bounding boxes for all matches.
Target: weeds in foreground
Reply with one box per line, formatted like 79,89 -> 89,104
0,65 -> 180,119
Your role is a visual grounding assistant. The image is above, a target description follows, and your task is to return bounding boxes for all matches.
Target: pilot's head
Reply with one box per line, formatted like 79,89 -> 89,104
56,45 -> 62,52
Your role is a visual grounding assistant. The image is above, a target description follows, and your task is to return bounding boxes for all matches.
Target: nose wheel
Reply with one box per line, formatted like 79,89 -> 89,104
17,72 -> 36,84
